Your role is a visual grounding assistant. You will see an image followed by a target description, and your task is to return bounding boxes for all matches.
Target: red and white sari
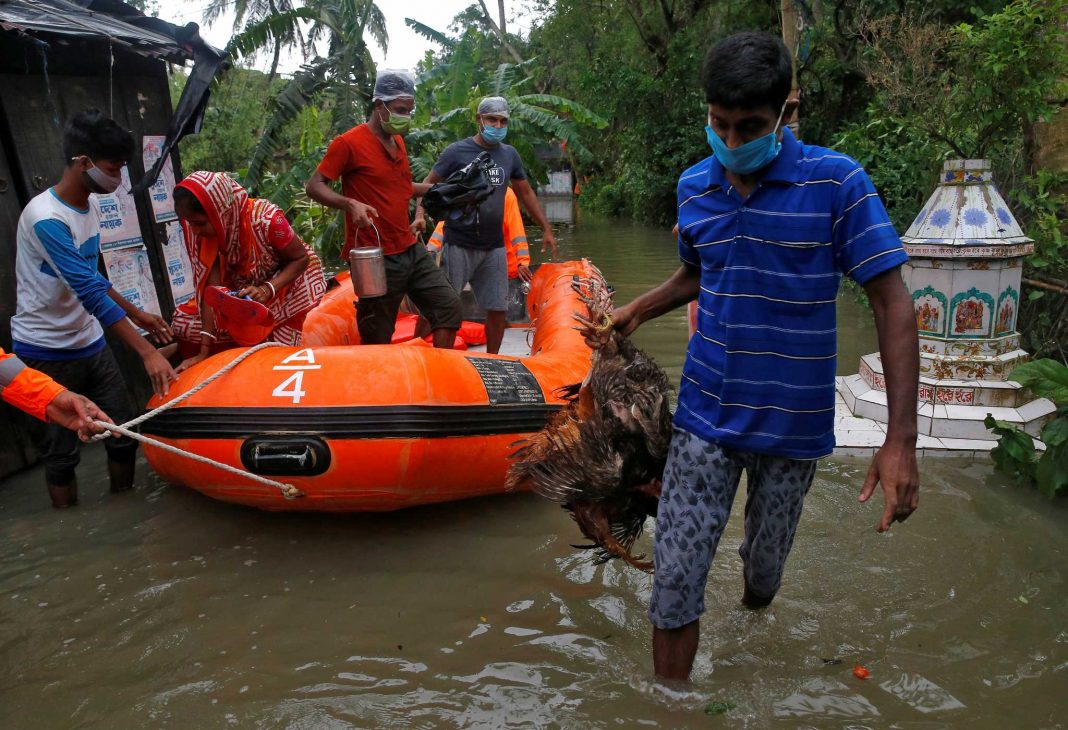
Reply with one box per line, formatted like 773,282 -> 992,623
171,171 -> 327,348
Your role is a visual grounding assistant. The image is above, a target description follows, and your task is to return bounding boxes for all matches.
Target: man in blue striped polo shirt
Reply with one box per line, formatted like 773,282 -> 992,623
600,32 -> 919,680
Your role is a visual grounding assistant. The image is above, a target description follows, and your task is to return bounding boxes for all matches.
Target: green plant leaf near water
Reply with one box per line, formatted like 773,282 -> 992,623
985,414 -> 1037,481
1041,418 -> 1068,448
704,701 -> 736,715
1035,442 -> 1068,499
1009,359 -> 1068,404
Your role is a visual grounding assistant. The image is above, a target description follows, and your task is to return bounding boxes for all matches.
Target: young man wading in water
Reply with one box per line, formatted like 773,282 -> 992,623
12,109 -> 177,507
595,32 -> 920,681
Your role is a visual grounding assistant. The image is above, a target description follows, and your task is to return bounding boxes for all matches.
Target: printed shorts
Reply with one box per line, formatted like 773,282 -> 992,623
442,245 -> 508,312
648,427 -> 818,630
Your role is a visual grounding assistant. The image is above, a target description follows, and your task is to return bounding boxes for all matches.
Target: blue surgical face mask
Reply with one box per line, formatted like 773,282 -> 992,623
481,123 -> 508,144
705,102 -> 788,175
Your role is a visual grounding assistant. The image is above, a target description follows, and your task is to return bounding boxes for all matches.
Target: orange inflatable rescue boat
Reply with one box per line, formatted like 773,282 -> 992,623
142,261 -> 596,511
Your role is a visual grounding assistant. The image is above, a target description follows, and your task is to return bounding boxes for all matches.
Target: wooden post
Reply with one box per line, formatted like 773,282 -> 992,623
781,0 -> 801,138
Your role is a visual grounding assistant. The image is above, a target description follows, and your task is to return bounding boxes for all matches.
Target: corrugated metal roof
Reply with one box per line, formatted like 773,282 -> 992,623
0,0 -> 189,57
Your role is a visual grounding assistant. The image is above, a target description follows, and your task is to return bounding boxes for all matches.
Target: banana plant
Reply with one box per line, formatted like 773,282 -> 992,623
404,17 -> 607,184
227,0 -> 387,191
204,0 -> 308,81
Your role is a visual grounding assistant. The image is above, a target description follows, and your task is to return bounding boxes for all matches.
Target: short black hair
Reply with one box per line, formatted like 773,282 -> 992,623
701,32 -> 793,113
172,186 -> 204,213
62,108 -> 135,163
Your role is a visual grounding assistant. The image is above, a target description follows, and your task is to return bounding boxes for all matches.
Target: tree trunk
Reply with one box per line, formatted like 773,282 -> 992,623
268,40 -> 282,84
477,0 -> 525,66
266,0 -> 281,83
1032,31 -> 1068,192
497,0 -> 507,38
781,0 -> 801,138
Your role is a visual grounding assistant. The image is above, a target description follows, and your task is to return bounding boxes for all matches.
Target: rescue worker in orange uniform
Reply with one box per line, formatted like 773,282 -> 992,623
0,347 -> 112,444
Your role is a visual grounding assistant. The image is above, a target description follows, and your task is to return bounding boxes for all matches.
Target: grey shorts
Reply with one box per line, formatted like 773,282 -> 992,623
442,245 -> 508,312
648,427 -> 817,630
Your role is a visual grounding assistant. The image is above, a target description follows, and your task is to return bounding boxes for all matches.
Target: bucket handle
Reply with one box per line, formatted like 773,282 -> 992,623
355,220 -> 383,249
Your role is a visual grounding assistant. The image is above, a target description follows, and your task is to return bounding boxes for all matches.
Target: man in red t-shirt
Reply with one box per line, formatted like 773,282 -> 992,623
305,69 -> 461,346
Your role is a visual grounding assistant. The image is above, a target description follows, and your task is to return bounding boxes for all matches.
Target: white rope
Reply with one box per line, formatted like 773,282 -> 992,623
93,420 -> 304,499
93,341 -> 283,439
91,341 -> 304,500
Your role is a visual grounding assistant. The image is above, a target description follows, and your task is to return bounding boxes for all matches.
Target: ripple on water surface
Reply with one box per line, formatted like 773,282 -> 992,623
1,221 -> 1066,728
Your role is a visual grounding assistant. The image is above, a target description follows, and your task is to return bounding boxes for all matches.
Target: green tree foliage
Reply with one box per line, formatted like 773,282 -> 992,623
229,0 -> 388,190
204,0 -> 308,81
832,0 -> 1068,361
986,359 -> 1068,498
170,66 -> 311,176
526,0 -> 779,224
793,0 -> 1009,147
401,15 -> 607,183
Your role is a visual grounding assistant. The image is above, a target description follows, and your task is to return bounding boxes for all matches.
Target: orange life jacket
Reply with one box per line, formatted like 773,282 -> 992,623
0,347 -> 65,421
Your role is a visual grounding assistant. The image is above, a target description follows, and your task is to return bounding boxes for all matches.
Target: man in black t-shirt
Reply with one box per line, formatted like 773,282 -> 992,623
417,97 -> 557,354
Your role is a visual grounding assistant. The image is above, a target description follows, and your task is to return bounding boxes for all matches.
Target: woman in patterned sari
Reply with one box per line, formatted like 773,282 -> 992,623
171,171 -> 327,372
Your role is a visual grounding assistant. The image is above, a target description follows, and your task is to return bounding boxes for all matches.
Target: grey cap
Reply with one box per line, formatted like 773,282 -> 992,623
477,96 -> 510,118
372,69 -> 416,102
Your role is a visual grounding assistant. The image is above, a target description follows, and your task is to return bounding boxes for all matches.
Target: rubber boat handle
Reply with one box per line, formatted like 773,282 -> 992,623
254,445 -> 310,467
240,436 -> 331,476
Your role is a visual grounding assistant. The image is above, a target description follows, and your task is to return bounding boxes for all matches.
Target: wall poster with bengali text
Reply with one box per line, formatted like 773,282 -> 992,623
102,244 -> 162,322
142,135 -> 178,223
95,166 -> 161,332
95,167 -> 143,251
163,221 -> 195,307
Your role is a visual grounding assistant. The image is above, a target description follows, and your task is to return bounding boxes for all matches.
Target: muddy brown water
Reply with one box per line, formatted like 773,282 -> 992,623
2,217 -> 1065,728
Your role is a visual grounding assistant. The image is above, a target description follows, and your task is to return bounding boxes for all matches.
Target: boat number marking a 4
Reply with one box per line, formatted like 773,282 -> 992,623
271,349 -> 320,403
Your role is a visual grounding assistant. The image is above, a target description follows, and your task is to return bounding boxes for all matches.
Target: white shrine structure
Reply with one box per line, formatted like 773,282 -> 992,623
839,159 -> 1056,443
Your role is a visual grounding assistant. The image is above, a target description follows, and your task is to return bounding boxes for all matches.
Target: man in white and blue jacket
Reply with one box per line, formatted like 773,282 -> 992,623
12,109 -> 176,507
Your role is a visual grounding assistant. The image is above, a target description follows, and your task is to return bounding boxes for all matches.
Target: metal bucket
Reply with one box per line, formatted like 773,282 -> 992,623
348,223 -> 387,298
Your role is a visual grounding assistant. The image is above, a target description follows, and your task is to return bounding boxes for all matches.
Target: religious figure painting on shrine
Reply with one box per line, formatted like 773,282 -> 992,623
954,299 -> 987,335
912,288 -> 947,337
996,298 -> 1014,336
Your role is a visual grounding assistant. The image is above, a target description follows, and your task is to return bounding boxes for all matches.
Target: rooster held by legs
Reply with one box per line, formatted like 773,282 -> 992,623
506,269 -> 673,572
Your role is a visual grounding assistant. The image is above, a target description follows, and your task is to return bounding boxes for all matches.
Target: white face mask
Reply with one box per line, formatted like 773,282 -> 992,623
73,156 -> 123,194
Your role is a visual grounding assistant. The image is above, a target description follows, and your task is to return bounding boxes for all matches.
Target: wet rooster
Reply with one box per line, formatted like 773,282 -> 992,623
506,268 -> 672,572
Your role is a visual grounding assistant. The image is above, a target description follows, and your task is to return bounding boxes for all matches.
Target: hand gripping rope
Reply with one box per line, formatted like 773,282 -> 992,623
90,341 -> 304,499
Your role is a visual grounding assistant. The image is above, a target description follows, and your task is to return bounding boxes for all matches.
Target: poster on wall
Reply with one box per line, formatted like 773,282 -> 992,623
102,244 -> 162,320
142,135 -> 178,223
95,167 -> 143,250
163,221 -> 195,307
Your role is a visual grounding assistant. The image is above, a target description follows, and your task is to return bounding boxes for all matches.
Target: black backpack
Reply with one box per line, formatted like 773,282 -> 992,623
422,151 -> 495,224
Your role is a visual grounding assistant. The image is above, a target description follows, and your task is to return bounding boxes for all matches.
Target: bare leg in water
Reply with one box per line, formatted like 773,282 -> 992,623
653,621 -> 699,680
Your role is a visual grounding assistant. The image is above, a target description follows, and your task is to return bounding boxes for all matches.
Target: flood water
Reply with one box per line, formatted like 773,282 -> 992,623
2,216 -> 1066,728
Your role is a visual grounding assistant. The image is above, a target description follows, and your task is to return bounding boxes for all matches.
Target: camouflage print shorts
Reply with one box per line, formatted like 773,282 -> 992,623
648,427 -> 818,630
